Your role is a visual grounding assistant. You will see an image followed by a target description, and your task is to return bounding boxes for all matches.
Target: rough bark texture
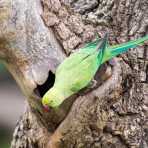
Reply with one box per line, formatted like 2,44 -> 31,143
0,0 -> 147,148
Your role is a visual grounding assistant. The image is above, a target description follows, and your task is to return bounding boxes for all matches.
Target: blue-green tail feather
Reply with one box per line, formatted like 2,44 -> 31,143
111,35 -> 148,56
102,35 -> 148,63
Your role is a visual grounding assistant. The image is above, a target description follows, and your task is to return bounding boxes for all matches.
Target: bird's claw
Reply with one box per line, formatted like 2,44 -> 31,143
108,59 -> 116,66
89,79 -> 98,88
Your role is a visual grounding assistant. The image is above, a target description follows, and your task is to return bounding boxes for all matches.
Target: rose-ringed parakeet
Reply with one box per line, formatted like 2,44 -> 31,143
42,34 -> 148,109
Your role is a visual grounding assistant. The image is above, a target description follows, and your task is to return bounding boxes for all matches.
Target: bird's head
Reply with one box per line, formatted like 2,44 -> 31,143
42,88 -> 64,110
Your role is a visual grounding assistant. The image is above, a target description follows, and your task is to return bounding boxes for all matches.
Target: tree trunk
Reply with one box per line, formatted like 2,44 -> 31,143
0,0 -> 147,148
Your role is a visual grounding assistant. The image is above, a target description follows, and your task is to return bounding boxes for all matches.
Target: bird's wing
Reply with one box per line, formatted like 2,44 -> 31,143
56,34 -> 109,74
56,38 -> 103,74
56,51 -> 91,75
79,34 -> 109,53
55,35 -> 109,94
79,39 -> 101,53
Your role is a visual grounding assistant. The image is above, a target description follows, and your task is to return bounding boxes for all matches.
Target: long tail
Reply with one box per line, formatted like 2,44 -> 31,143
101,35 -> 148,64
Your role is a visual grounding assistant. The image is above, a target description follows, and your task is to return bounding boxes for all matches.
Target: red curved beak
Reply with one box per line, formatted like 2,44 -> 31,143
43,104 -> 50,112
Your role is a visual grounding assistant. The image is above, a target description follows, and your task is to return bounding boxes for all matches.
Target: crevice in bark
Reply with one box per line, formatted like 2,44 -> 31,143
103,127 -> 130,148
35,71 -> 55,97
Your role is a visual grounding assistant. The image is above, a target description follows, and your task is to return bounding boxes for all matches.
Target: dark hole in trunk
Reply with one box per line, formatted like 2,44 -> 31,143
35,71 -> 55,97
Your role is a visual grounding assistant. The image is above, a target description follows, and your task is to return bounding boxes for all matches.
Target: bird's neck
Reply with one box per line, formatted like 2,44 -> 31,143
52,86 -> 73,101
50,87 -> 65,101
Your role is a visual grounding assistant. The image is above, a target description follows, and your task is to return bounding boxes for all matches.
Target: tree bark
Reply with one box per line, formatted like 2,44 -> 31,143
0,0 -> 147,148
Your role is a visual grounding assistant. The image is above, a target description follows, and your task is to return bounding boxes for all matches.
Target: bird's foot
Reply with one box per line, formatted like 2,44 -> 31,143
108,59 -> 116,66
89,79 -> 98,89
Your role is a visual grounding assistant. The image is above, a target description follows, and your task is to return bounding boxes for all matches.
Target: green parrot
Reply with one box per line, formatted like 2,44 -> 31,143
42,34 -> 148,109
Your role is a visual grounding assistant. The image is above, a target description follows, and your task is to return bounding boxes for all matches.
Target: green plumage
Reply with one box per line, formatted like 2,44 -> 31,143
42,34 -> 148,108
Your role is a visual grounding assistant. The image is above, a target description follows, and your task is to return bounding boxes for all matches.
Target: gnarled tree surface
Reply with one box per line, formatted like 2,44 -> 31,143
0,0 -> 147,148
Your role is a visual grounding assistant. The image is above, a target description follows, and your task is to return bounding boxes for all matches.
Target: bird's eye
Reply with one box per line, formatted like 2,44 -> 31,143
50,100 -> 53,103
